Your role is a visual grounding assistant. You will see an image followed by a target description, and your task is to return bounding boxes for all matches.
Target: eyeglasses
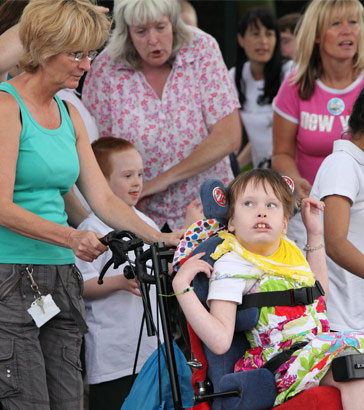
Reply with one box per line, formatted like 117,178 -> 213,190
68,50 -> 98,62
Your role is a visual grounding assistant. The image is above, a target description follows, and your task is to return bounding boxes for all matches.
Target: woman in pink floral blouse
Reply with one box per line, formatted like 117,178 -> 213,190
82,0 -> 241,231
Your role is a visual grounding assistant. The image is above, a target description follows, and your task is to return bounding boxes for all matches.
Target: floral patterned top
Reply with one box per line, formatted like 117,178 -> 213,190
82,27 -> 240,230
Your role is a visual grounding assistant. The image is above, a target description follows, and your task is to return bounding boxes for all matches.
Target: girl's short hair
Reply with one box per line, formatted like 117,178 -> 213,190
234,8 -> 284,109
227,169 -> 297,220
292,0 -> 364,100
92,136 -> 137,179
108,0 -> 192,70
18,0 -> 111,73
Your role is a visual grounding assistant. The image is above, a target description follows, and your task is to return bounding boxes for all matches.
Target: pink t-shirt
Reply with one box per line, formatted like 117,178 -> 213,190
82,28 -> 239,230
273,72 -> 364,185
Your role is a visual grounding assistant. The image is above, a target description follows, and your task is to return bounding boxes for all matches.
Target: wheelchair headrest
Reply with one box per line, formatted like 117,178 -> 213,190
199,178 -> 229,225
172,179 -> 229,270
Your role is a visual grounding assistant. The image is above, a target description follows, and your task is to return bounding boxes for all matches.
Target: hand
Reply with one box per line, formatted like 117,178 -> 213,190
160,229 -> 184,247
140,174 -> 170,200
294,177 -> 312,201
182,199 -> 205,230
301,197 -> 325,238
119,276 -> 141,297
95,6 -> 110,14
172,252 -> 213,293
68,230 -> 107,262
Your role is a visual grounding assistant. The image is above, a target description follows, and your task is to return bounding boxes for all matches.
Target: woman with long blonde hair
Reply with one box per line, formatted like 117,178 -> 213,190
272,0 -> 364,249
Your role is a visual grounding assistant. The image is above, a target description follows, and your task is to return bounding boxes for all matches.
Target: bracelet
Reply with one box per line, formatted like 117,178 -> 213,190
303,243 -> 325,252
159,286 -> 194,297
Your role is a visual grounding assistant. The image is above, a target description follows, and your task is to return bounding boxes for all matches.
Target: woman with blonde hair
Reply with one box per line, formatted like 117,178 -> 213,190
0,1 -> 181,409
82,0 -> 241,232
272,0 -> 364,249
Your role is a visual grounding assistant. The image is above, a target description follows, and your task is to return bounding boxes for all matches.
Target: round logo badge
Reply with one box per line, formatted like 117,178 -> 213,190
213,187 -> 227,207
327,98 -> 345,116
282,175 -> 295,193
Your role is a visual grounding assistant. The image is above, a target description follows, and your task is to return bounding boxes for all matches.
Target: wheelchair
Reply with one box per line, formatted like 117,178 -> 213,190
99,227 -> 343,410
99,178 -> 364,409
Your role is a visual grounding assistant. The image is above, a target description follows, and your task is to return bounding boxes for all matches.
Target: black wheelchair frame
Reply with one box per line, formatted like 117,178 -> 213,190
98,230 -> 186,410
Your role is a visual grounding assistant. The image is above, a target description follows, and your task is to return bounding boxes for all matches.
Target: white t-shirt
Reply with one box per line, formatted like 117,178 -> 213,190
311,140 -> 364,331
57,88 -> 99,143
207,252 -> 256,305
76,208 -> 160,384
229,60 -> 293,167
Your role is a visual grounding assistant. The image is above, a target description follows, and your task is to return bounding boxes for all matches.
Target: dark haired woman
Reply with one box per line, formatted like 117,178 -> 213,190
230,8 -> 292,170
311,86 -> 364,333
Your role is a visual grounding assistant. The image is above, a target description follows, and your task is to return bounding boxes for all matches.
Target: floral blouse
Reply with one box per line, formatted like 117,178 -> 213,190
82,27 -> 240,230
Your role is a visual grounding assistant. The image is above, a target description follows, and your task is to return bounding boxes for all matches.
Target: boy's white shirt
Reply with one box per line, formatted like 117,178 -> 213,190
75,207 -> 161,384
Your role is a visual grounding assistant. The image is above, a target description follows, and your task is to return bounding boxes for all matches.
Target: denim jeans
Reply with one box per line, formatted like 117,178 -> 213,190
0,264 -> 85,410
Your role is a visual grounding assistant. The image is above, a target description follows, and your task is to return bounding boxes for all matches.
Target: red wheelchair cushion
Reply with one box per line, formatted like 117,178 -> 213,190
273,386 -> 342,410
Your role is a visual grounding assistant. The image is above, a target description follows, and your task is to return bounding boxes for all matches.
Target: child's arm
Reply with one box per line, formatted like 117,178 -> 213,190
83,275 -> 141,300
324,195 -> 364,279
181,199 -> 205,231
63,188 -> 89,228
300,197 -> 328,299
0,24 -> 22,82
172,253 -> 237,355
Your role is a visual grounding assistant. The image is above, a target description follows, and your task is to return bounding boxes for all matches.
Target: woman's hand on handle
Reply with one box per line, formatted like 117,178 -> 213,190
67,229 -> 107,262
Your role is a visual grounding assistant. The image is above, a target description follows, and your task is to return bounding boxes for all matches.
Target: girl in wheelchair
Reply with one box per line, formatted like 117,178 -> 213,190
172,168 -> 364,409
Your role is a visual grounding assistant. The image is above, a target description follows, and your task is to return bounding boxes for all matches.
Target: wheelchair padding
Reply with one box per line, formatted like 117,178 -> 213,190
215,368 -> 277,410
191,235 -> 223,304
191,235 -> 260,331
272,386 -> 343,410
200,178 -> 229,224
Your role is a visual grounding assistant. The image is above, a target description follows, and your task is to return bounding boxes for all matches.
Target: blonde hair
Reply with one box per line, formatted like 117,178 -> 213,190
292,0 -> 364,100
108,0 -> 192,70
19,0 -> 111,72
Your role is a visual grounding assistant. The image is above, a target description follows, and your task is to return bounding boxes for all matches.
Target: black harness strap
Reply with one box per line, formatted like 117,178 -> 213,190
238,280 -> 325,310
263,341 -> 308,374
236,281 -> 325,374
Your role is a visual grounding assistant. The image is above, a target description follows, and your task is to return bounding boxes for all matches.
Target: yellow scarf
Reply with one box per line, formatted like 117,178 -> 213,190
210,231 -> 315,287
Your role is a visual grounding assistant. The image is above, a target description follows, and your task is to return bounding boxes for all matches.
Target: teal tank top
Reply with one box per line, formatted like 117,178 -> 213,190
0,83 -> 80,264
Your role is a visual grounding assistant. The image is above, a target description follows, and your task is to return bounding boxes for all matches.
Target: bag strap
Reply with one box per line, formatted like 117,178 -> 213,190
62,99 -> 70,115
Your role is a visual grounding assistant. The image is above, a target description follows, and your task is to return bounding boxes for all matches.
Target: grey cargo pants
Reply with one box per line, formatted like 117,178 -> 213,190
0,264 -> 86,410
